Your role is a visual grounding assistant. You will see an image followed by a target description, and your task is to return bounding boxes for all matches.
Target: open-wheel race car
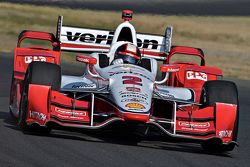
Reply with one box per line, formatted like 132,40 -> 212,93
9,10 -> 239,152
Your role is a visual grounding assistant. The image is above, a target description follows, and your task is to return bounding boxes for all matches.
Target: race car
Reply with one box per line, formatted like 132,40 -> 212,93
9,10 -> 239,152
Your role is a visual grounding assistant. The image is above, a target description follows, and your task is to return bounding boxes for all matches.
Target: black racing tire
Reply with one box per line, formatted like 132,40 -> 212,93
25,61 -> 61,91
18,62 -> 61,134
9,72 -> 18,120
200,80 -> 239,152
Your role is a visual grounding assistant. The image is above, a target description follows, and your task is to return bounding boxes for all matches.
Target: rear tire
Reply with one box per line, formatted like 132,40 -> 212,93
200,80 -> 239,152
9,73 -> 18,120
18,62 -> 61,134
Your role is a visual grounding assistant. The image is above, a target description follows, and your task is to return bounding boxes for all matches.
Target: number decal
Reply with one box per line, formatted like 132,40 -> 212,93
122,76 -> 142,86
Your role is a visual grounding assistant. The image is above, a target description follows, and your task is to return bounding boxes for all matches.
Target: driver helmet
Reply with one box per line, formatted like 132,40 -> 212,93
113,43 -> 141,65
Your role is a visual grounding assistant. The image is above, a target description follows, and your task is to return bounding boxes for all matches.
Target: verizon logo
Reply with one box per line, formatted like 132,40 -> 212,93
66,31 -> 159,50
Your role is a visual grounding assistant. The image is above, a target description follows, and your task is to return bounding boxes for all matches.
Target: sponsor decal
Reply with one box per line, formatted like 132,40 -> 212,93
186,71 -> 207,81
125,103 -> 145,109
160,92 -> 175,99
166,68 -> 179,72
121,94 -> 147,100
78,58 -> 89,63
126,87 -> 141,92
161,64 -> 179,73
76,56 -> 97,64
109,71 -> 126,76
178,121 -> 210,130
55,107 -> 87,117
121,98 -> 148,105
119,91 -> 148,100
66,31 -> 114,44
219,130 -> 232,138
111,65 -> 146,71
24,56 -> 46,64
108,71 -> 151,80
66,31 -> 159,50
72,83 -> 96,89
119,91 -> 147,96
30,111 -> 46,121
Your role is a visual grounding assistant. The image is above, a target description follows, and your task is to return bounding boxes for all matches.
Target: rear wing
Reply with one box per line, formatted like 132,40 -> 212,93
56,16 -> 173,60
167,46 -> 206,66
14,30 -> 61,80
17,30 -> 60,50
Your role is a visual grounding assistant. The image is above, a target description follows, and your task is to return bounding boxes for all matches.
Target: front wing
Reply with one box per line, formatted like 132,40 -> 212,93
26,84 -> 237,145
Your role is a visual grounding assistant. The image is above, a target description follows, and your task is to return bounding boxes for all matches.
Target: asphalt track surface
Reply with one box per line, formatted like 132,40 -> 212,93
0,53 -> 250,167
1,0 -> 250,16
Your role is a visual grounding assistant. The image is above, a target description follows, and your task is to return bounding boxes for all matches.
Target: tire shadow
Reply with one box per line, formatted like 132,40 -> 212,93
1,110 -> 20,131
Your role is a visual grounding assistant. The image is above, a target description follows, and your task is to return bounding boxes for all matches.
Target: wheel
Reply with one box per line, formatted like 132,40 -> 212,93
200,80 -> 239,152
9,73 -> 19,119
18,62 -> 61,134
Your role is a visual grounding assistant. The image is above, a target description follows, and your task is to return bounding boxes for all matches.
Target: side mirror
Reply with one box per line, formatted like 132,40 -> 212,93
155,64 -> 179,84
76,55 -> 97,65
160,64 -> 180,73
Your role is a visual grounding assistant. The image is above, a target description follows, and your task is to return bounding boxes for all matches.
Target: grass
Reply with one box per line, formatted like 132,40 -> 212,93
0,2 -> 250,79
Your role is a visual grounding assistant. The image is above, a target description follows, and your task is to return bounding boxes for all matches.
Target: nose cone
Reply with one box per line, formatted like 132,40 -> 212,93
108,64 -> 155,114
122,112 -> 149,123
110,73 -> 153,113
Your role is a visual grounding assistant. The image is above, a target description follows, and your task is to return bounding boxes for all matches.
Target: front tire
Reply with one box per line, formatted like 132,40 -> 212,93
200,80 -> 239,152
18,62 -> 61,134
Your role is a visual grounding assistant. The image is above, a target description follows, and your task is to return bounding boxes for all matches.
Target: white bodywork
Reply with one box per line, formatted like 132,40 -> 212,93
59,15 -> 194,113
58,15 -> 172,59
61,62 -> 194,113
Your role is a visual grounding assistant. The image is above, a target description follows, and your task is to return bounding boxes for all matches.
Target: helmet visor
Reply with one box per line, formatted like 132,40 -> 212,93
116,52 -> 139,64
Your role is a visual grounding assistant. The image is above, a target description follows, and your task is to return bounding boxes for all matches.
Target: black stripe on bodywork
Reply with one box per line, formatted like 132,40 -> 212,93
51,102 -> 90,110
177,117 -> 214,122
176,130 -> 215,136
50,115 -> 89,124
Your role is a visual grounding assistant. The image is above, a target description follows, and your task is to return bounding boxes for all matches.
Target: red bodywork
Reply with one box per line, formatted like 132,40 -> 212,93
14,31 -> 60,80
26,84 -> 237,144
167,46 -> 222,102
10,31 -> 61,117
11,31 -> 237,145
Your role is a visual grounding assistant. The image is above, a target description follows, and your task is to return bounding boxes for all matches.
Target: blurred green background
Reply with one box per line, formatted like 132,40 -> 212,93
0,2 -> 249,79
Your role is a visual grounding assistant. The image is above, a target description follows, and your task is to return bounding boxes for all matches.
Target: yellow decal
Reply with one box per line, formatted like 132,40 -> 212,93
126,103 -> 145,109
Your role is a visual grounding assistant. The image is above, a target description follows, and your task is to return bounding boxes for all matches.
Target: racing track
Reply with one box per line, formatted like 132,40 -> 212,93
0,53 -> 250,167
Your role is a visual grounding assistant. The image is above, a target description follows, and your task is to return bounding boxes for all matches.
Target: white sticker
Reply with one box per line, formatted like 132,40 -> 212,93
219,130 -> 232,138
24,56 -> 46,64
30,111 -> 46,121
186,71 -> 207,81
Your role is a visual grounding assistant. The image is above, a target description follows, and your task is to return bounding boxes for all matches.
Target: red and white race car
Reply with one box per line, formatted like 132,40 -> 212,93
9,10 -> 239,152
